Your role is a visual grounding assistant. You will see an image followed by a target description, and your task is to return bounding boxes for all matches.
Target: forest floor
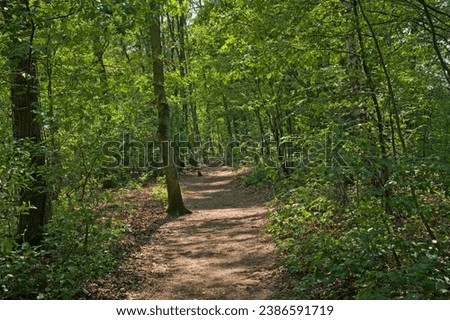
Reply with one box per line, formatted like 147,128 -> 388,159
87,166 -> 291,299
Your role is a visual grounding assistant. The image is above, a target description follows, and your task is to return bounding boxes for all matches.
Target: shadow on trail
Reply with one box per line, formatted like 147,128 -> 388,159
181,167 -> 264,210
88,166 -> 287,300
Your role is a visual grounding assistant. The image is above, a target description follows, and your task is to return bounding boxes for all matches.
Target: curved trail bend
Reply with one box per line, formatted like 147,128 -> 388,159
93,167 -> 284,299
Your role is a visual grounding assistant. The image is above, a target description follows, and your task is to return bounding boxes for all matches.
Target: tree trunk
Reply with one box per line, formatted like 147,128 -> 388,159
1,0 -> 51,245
419,0 -> 450,89
352,0 -> 401,266
149,2 -> 191,216
222,95 -> 234,165
177,4 -> 189,133
14,55 -> 51,245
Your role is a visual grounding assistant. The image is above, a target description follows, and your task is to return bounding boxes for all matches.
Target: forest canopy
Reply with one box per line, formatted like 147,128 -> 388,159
0,0 -> 449,299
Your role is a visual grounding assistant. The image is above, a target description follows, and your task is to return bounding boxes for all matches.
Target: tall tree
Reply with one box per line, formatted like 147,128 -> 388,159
1,0 -> 51,244
149,1 -> 191,216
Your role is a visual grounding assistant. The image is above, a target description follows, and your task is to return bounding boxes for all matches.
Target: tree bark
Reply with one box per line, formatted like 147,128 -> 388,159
177,3 -> 189,132
149,2 -> 191,216
1,0 -> 51,245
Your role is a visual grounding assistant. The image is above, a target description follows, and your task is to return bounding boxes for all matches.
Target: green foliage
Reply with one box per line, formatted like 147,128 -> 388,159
152,176 -> 168,208
267,175 -> 450,299
242,165 -> 278,187
0,195 -> 126,299
1,0 -> 450,300
0,0 -> 169,299
0,139 -> 37,240
188,0 -> 450,299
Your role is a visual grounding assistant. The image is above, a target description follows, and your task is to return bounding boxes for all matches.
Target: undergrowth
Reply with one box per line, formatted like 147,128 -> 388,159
0,193 -> 127,299
244,166 -> 450,299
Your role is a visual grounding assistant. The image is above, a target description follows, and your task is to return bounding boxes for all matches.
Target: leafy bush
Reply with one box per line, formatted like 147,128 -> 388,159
268,181 -> 450,299
242,165 -> 278,187
0,195 -> 126,299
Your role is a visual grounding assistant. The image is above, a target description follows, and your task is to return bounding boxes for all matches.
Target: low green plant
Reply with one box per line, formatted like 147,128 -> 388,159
268,181 -> 450,299
242,165 -> 278,187
0,193 -> 126,299
152,176 -> 168,209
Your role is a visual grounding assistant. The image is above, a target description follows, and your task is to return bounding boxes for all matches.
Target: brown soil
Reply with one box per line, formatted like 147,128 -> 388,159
88,167 -> 290,299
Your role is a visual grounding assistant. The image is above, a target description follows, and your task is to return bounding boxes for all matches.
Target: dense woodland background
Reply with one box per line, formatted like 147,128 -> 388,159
0,0 -> 449,299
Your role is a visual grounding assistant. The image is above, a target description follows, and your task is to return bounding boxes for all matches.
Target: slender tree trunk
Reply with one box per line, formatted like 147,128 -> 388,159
358,0 -> 437,242
222,95 -> 234,165
177,4 -> 189,132
43,35 -> 63,201
93,35 -> 109,88
353,0 -> 390,198
176,4 -> 202,173
149,2 -> 191,216
419,0 -> 450,88
352,0 -> 401,266
190,97 -> 200,139
1,0 -> 51,245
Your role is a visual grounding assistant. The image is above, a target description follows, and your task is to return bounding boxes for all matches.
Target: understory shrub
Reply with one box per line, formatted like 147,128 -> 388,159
268,182 -> 450,299
0,196 -> 126,299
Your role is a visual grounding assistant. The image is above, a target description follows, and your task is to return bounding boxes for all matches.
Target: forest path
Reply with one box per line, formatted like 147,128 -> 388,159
90,167 -> 286,299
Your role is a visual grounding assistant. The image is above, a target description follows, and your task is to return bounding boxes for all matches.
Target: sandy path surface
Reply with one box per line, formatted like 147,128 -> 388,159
90,167 -> 284,299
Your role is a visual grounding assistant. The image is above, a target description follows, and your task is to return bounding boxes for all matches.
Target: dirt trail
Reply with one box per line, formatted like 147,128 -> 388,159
91,167 -> 285,299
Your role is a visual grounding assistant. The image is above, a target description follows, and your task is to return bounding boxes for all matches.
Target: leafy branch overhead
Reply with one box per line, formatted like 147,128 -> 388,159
0,0 -> 449,299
